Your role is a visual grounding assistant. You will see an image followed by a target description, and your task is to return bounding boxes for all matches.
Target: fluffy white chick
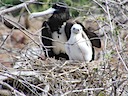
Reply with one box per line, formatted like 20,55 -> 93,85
65,23 -> 93,62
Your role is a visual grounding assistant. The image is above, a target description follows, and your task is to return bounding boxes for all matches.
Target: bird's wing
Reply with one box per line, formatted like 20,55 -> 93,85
85,30 -> 101,48
41,21 -> 52,46
64,21 -> 73,40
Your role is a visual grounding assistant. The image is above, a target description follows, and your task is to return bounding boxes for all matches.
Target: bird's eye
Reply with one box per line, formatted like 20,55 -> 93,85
73,28 -> 75,30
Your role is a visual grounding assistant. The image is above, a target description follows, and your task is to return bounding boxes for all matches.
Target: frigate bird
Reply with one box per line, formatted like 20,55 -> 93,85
65,23 -> 93,62
30,2 -> 101,60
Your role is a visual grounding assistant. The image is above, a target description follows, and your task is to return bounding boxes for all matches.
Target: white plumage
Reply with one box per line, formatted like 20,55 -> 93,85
65,23 -> 93,62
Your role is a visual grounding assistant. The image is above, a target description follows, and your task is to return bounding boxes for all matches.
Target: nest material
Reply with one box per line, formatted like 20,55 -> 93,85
0,57 -> 128,96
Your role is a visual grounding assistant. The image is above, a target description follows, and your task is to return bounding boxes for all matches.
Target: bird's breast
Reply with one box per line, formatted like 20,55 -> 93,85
65,35 -> 93,61
68,35 -> 83,44
52,30 -> 67,54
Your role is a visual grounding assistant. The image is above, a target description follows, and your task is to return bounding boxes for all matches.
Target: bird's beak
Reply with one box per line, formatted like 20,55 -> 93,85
73,31 -> 79,34
30,8 -> 56,18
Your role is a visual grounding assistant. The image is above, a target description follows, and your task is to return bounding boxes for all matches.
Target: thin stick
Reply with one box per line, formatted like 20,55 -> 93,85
0,81 -> 26,96
105,0 -> 128,71
62,87 -> 104,96
0,0 -> 36,15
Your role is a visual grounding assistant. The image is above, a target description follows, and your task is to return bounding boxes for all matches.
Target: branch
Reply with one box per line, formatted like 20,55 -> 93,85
0,89 -> 11,96
105,0 -> 128,71
0,70 -> 40,81
62,87 -> 104,96
2,16 -> 40,46
0,0 -> 36,15
93,0 -> 107,13
0,81 -> 26,96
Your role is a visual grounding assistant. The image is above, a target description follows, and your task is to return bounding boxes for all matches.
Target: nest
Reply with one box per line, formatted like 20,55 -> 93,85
0,56 -> 128,96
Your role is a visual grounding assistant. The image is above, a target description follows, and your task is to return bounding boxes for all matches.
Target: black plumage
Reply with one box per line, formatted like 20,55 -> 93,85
42,2 -> 70,60
32,2 -> 101,60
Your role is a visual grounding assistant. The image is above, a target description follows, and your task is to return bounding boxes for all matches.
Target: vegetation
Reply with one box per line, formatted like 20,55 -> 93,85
0,0 -> 92,17
0,0 -> 21,6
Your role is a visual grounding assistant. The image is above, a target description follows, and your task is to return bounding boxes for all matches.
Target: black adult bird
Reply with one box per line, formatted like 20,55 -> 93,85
30,2 -> 101,60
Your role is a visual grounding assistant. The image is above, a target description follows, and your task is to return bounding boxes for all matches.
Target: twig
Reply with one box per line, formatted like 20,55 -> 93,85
119,0 -> 128,5
105,0 -> 128,71
0,28 -> 14,47
2,16 -> 40,46
62,87 -> 104,96
0,0 -> 36,15
19,79 -> 52,96
93,0 -> 107,13
0,81 -> 26,96
0,89 -> 11,96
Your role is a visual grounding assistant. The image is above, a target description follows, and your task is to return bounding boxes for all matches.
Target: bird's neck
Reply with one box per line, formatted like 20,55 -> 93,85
70,33 -> 83,41
48,13 -> 70,32
70,32 -> 91,45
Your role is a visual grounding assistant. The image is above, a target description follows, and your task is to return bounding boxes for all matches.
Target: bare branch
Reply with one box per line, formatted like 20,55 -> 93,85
105,0 -> 128,71
0,0 -> 36,15
0,81 -> 26,96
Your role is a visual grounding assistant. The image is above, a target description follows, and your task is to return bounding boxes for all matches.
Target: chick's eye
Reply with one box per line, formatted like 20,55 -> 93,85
73,28 -> 75,30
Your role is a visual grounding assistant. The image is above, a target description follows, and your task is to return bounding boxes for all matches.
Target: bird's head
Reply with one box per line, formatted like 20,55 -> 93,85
52,2 -> 69,14
71,24 -> 83,34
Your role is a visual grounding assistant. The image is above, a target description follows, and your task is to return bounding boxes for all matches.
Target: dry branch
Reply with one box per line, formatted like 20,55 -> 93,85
0,0 -> 36,15
2,16 -> 40,46
0,89 -> 12,96
0,81 -> 26,96
0,70 -> 40,80
105,0 -> 128,71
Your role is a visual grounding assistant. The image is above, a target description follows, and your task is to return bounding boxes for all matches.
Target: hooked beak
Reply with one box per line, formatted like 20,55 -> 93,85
30,8 -> 56,18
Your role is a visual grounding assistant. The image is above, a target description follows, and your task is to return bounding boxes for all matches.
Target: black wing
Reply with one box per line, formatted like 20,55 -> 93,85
64,20 -> 74,40
42,21 -> 52,46
42,21 -> 55,57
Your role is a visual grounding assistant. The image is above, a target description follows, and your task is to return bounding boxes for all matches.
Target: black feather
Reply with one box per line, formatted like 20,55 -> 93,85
42,2 -> 70,59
